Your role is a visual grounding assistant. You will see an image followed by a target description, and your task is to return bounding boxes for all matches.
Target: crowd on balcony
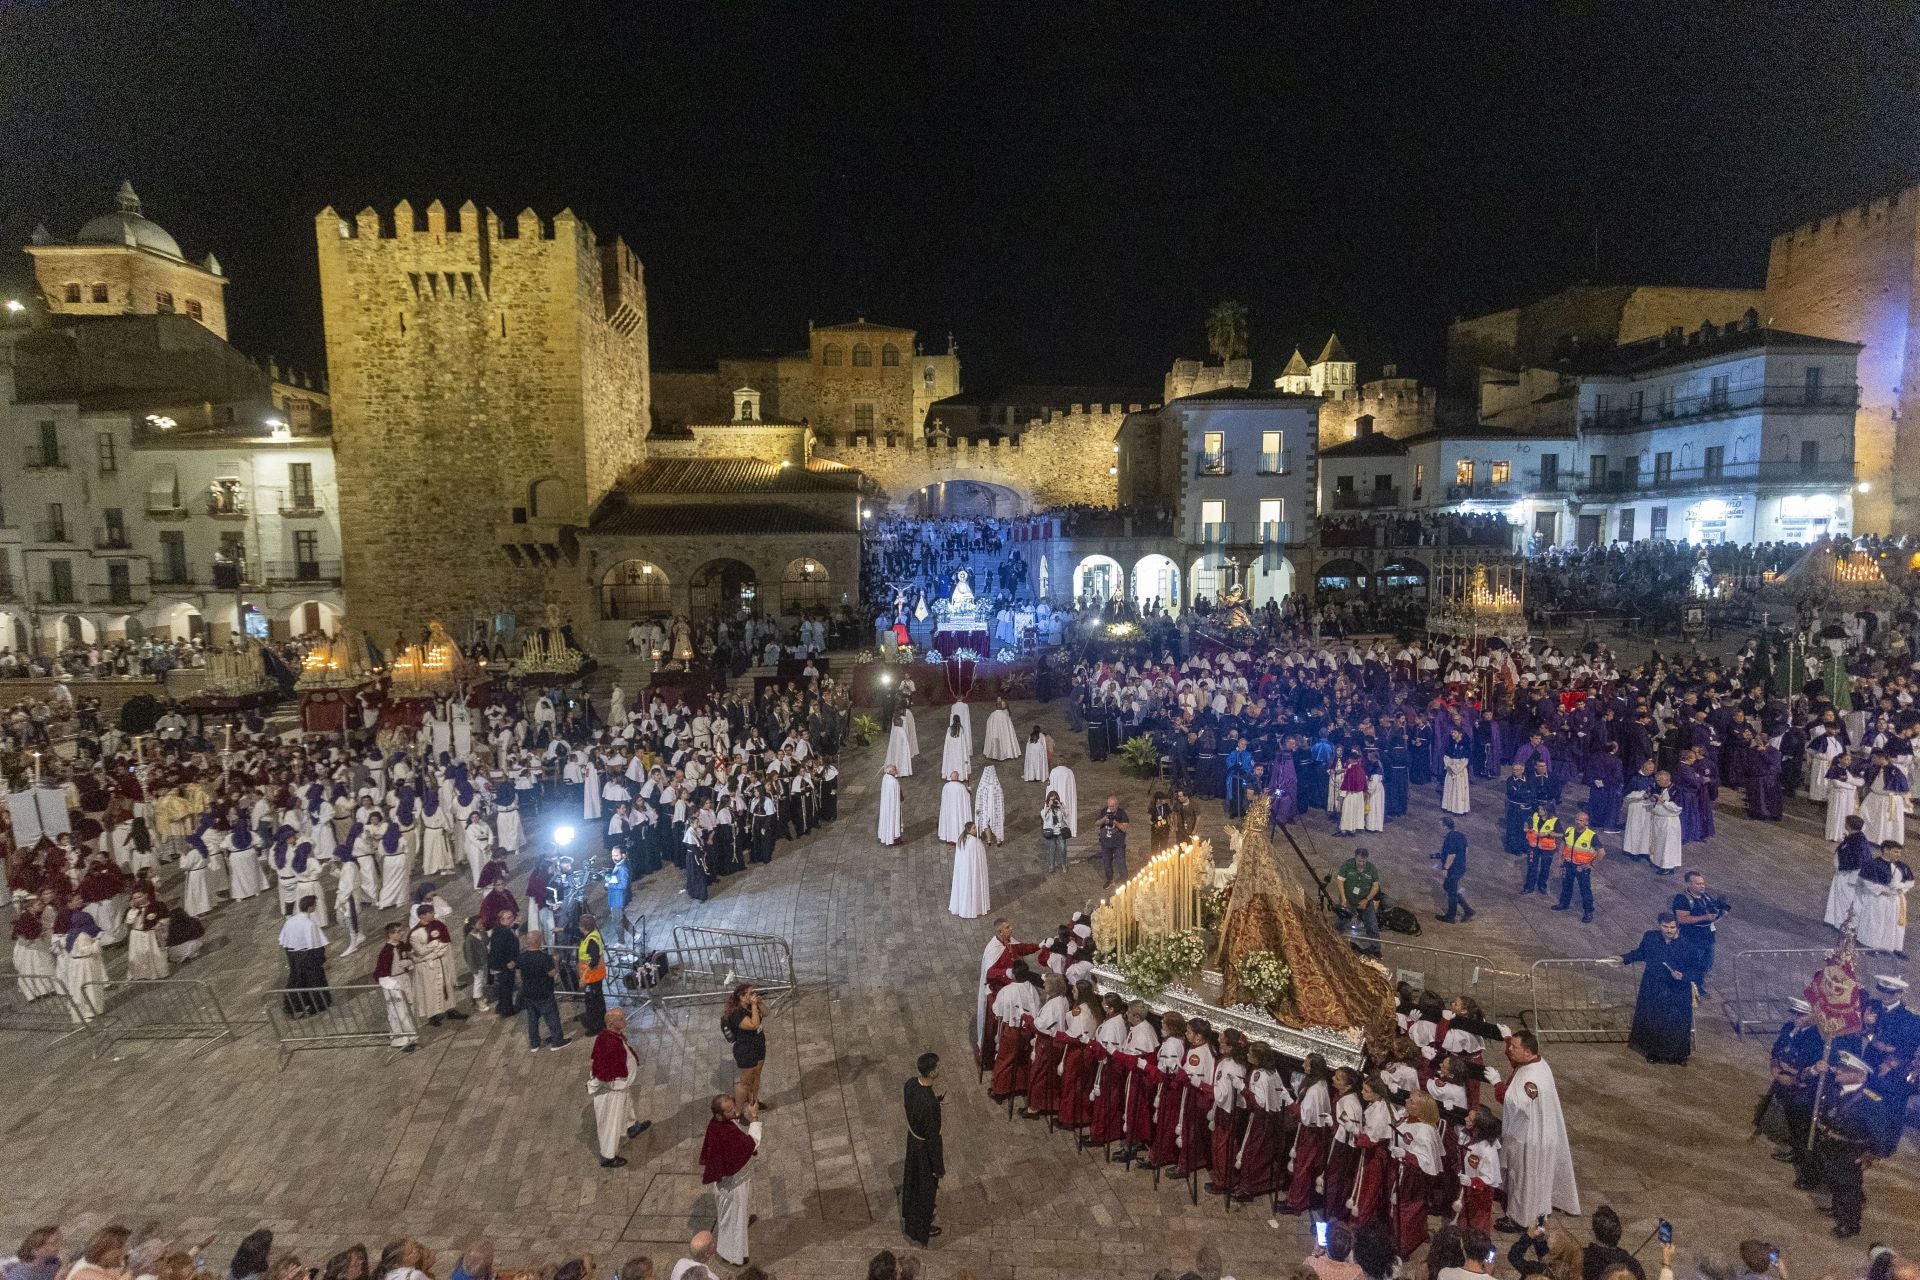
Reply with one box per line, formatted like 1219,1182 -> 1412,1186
861,515 -> 1034,607
1522,540 -> 1812,632
1318,512 -> 1515,550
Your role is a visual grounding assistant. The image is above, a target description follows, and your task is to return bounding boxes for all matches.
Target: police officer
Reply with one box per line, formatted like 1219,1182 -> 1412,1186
1812,1051 -> 1884,1238
1521,801 -> 1560,896
1752,996 -> 1825,1188
1552,809 -> 1604,923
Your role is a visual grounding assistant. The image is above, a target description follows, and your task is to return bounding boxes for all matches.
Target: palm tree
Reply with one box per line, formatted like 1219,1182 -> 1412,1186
1206,300 -> 1249,364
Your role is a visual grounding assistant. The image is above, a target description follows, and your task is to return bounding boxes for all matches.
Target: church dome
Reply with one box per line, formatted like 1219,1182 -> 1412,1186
75,180 -> 184,259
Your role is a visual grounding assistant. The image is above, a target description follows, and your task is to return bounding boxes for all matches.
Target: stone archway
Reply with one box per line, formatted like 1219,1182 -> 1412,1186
781,556 -> 831,612
909,479 -> 1025,517
1072,554 -> 1124,606
601,559 -> 672,620
1378,557 -> 1430,600
287,599 -> 341,637
1188,553 -> 1228,607
1131,553 -> 1181,617
1315,557 -> 1370,596
690,558 -> 758,623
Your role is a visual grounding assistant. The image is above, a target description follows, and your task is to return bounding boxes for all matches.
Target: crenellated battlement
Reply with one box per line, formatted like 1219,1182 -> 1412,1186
315,201 -> 591,247
1769,186 -> 1915,253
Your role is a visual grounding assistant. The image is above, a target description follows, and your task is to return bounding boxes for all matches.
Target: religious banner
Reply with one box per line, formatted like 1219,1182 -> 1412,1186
1802,929 -> 1865,1040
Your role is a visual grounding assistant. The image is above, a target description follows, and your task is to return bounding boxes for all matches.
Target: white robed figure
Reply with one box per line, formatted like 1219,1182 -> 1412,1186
180,836 -> 214,918
225,826 -> 266,901
902,705 -> 920,757
1856,851 -> 1914,953
1860,765 -> 1910,846
495,788 -> 525,853
976,925 -> 1012,1045
948,702 -> 974,754
125,905 -> 169,980
1441,754 -> 1471,814
589,1012 -> 644,1164
1824,843 -> 1863,929
1622,787 -> 1652,856
1807,734 -> 1841,801
973,765 -> 1006,843
937,775 -> 973,844
61,924 -> 108,1022
1826,769 -> 1862,842
1647,787 -> 1683,871
427,704 -> 453,758
1501,1054 -> 1580,1224
949,824 -> 991,919
1023,730 -> 1051,782
608,683 -> 627,728
883,718 -> 915,777
463,812 -> 494,883
1364,769 -> 1385,833
420,795 -> 456,876
374,820 -> 410,909
451,701 -> 474,760
701,1101 -> 763,1267
877,767 -> 905,846
11,916 -> 57,1001
408,917 -> 457,1022
939,715 -> 972,782
1046,764 -> 1079,835
983,701 -> 1020,760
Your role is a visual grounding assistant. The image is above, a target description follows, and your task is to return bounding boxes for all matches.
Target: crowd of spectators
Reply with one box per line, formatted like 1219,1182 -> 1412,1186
1319,511 -> 1515,550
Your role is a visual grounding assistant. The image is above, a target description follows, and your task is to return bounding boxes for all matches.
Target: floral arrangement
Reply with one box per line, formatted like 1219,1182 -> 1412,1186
950,648 -> 982,663
1118,929 -> 1211,997
996,646 -> 1019,662
1199,885 -> 1230,932
850,713 -> 881,746
855,651 -> 875,665
1233,950 -> 1293,1009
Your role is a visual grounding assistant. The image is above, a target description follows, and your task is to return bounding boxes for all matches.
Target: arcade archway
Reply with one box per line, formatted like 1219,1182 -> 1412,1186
1250,555 -> 1295,607
1188,553 -> 1228,606
1378,558 -> 1430,600
1315,558 -> 1370,595
1073,554 -> 1124,606
288,600 -> 341,637
601,559 -> 672,620
782,557 -> 831,611
150,601 -> 204,642
909,479 -> 1025,517
1132,554 -> 1181,616
690,558 -> 758,622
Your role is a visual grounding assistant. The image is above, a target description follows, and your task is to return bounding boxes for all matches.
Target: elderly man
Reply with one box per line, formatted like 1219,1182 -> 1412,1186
589,1008 -> 652,1168
699,1094 -> 763,1266
668,1232 -> 720,1280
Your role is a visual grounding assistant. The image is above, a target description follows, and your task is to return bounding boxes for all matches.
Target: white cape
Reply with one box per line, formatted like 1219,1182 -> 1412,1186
984,709 -> 1020,760
974,765 -> 1006,841
976,935 -> 1008,1042
938,779 -> 973,843
949,834 -> 991,919
940,729 -> 972,781
1047,765 -> 1079,836
949,703 -> 973,753
1023,735 -> 1051,781
1502,1058 -> 1580,1223
878,773 -> 904,845
884,725 -> 915,777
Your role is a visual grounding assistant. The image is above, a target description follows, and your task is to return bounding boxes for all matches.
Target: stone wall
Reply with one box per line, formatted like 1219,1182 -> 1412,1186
1765,187 -> 1920,535
1316,378 -> 1437,447
1164,358 -> 1251,402
814,407 -> 1121,509
33,249 -> 229,342
314,200 -> 648,646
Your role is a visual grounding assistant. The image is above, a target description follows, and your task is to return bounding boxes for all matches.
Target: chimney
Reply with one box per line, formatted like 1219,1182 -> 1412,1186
1356,414 -> 1375,437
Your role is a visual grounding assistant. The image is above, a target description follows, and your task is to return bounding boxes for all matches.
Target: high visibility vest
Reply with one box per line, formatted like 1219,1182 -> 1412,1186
577,931 -> 606,985
1525,814 -> 1560,853
1563,826 -> 1598,865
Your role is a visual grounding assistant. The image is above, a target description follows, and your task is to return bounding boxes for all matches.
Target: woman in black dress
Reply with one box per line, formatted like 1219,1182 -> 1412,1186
723,982 -> 769,1111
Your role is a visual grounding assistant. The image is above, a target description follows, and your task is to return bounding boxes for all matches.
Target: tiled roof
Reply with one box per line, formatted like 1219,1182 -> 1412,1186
614,457 -> 864,495
1173,386 -> 1320,404
590,502 -> 855,537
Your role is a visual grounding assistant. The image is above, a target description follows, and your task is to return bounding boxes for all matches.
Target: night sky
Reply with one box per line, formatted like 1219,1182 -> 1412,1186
3,3 -> 1916,393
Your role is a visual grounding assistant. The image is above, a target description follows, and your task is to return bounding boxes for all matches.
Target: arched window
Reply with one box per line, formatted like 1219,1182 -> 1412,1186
924,364 -> 936,388
90,283 -> 109,303
64,283 -> 82,303
881,343 -> 901,366
821,343 -> 843,367
851,343 -> 873,367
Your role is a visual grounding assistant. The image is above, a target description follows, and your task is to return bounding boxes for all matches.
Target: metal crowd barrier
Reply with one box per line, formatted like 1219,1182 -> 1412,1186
0,965 -> 101,1054
1342,933 -> 1531,1019
262,982 -> 419,1065
1730,947 -> 1829,1036
1525,957 -> 1637,1042
84,979 -> 235,1055
545,926 -> 796,1016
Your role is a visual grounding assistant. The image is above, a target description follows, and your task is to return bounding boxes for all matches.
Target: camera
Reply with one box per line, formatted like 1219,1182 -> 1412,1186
1657,1220 -> 1672,1245
1314,1221 -> 1329,1249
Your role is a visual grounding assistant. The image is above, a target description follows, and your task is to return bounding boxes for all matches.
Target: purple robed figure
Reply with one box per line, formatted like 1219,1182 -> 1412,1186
1587,748 -> 1625,830
1744,744 -> 1784,820
1269,751 -> 1300,825
1674,761 -> 1712,842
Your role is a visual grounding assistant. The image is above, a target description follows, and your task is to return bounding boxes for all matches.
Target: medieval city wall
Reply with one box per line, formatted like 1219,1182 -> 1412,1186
813,406 -> 1123,510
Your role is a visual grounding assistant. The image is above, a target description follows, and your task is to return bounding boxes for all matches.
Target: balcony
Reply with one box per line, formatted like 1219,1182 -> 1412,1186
33,521 -> 73,544
1195,449 -> 1234,477
94,528 -> 132,550
280,495 -> 323,517
1256,450 -> 1292,475
146,494 -> 188,518
150,571 -> 197,589
1447,481 -> 1514,502
34,589 -> 81,607
1259,520 -> 1288,546
89,583 -> 149,607
1525,470 -> 1567,495
23,445 -> 67,470
207,493 -> 249,518
0,578 -> 16,603
264,558 -> 342,585
1572,458 -> 1855,496
1198,521 -> 1235,548
1581,383 -> 1860,431
1330,487 -> 1403,511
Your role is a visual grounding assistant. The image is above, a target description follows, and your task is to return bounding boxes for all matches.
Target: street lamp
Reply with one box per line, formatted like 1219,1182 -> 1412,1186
4,299 -> 23,314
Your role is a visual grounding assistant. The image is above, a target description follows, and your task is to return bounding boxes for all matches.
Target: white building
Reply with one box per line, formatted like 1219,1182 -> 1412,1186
1,311 -> 340,653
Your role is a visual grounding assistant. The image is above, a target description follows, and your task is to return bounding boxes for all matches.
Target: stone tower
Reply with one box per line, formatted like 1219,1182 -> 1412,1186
314,200 -> 649,646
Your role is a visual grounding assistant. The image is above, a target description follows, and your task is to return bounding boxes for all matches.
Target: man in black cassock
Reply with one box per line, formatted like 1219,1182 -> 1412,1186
1610,911 -> 1698,1064
902,1051 -> 944,1245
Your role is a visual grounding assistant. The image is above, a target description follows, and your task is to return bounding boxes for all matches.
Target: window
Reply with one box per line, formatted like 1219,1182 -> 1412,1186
1657,385 -> 1675,418
1594,393 -> 1612,420
853,403 -> 875,432
1259,430 -> 1284,473
1629,390 -> 1645,422
881,343 -> 900,366
924,365 -> 936,388
1589,454 -> 1608,486
1703,445 -> 1725,479
294,530 -> 320,574
1490,460 -> 1511,486
1621,456 -> 1639,491
219,531 -> 247,565
107,561 -> 132,605
1413,462 -> 1425,498
851,343 -> 873,367
821,343 -> 842,367
1654,451 -> 1673,484
1455,459 -> 1475,486
97,432 -> 116,473
1801,440 -> 1821,467
1539,454 -> 1559,490
38,420 -> 59,466
1618,508 -> 1635,542
1649,506 -> 1668,540
1200,431 -> 1227,474
1708,374 -> 1730,409
288,462 -> 315,509
155,290 -> 174,313
186,299 -> 203,322
63,283 -> 81,303
103,508 -> 125,547
48,559 -> 74,604
160,532 -> 188,582
46,502 -> 66,542
1805,366 -> 1824,401
90,283 -> 108,303
1259,498 -> 1284,529
1200,499 -> 1224,532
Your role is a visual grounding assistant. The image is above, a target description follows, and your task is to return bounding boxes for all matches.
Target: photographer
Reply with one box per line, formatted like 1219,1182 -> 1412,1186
1095,795 -> 1129,888
723,982 -> 772,1113
1671,870 -> 1727,991
1040,790 -> 1070,875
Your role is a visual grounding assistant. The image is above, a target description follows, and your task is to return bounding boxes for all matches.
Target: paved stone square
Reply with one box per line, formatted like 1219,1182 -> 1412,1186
2,697 -> 1915,1279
